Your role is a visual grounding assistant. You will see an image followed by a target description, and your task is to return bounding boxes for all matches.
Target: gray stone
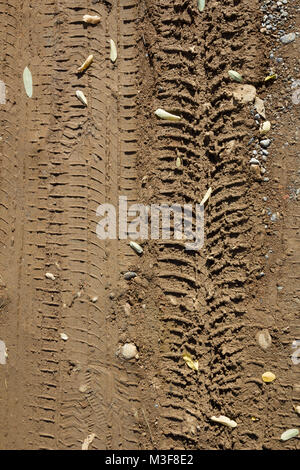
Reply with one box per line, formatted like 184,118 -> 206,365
260,139 -> 271,148
280,32 -> 296,44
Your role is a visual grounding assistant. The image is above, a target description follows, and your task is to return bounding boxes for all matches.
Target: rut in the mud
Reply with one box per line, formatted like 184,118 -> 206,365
0,0 -> 299,450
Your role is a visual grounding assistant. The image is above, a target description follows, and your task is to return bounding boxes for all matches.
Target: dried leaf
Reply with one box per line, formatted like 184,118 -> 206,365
228,70 -> 243,83
259,121 -> 271,135
155,108 -> 181,121
182,352 -> 199,371
110,39 -> 117,63
200,187 -> 212,206
0,80 -> 6,104
77,54 -> 94,73
23,66 -> 33,98
211,415 -> 237,428
280,428 -> 299,442
262,371 -> 276,383
76,90 -> 87,106
254,96 -> 266,119
294,405 -> 300,415
130,241 -> 143,254
82,433 -> 96,450
265,74 -> 277,82
198,0 -> 205,12
0,340 -> 7,365
256,329 -> 272,350
83,14 -> 101,24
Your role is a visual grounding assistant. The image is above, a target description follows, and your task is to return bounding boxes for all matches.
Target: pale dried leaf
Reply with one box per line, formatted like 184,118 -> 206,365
76,90 -> 87,106
254,96 -> 266,119
130,241 -> 143,254
280,429 -> 299,441
83,15 -> 101,24
155,108 -> 181,121
110,39 -> 117,63
200,187 -> 212,206
228,70 -> 243,83
0,81 -> 6,104
23,66 -> 33,98
82,433 -> 96,450
198,0 -> 205,12
211,415 -> 237,428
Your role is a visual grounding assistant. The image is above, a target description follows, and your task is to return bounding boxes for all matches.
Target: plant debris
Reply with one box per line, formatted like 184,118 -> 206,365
23,66 -> 33,98
265,74 -> 277,82
76,90 -> 87,106
256,329 -> 272,350
110,39 -> 117,63
0,340 -> 7,365
82,433 -> 96,450
0,80 -> 6,104
228,70 -> 243,83
259,121 -> 271,135
198,0 -> 205,12
77,54 -> 94,73
210,415 -> 237,428
83,15 -> 101,24
262,371 -> 276,383
200,187 -> 212,206
254,96 -> 266,119
155,108 -> 181,121
130,241 -> 143,255
182,352 -> 198,371
280,429 -> 299,442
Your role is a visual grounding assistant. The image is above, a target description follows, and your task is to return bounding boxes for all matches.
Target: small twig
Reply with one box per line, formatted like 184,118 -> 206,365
141,407 -> 155,446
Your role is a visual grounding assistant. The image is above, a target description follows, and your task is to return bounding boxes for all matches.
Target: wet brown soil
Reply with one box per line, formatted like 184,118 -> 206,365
0,0 -> 299,450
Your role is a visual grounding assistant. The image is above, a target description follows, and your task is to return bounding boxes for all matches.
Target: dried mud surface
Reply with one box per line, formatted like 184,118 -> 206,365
0,0 -> 299,450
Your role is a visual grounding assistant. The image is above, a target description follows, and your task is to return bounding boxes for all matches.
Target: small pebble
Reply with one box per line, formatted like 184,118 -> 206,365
260,139 -> 271,148
262,149 -> 269,156
124,271 -> 137,280
60,333 -> 68,341
271,213 -> 277,222
250,157 -> 260,165
119,343 -> 138,360
45,272 -> 55,280
280,32 -> 296,44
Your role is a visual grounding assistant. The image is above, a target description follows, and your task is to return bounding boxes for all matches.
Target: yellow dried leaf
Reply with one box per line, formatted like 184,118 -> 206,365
265,74 -> 277,82
262,371 -> 276,383
183,352 -> 198,371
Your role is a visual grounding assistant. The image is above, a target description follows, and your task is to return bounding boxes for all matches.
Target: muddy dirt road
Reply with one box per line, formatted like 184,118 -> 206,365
0,0 -> 299,450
